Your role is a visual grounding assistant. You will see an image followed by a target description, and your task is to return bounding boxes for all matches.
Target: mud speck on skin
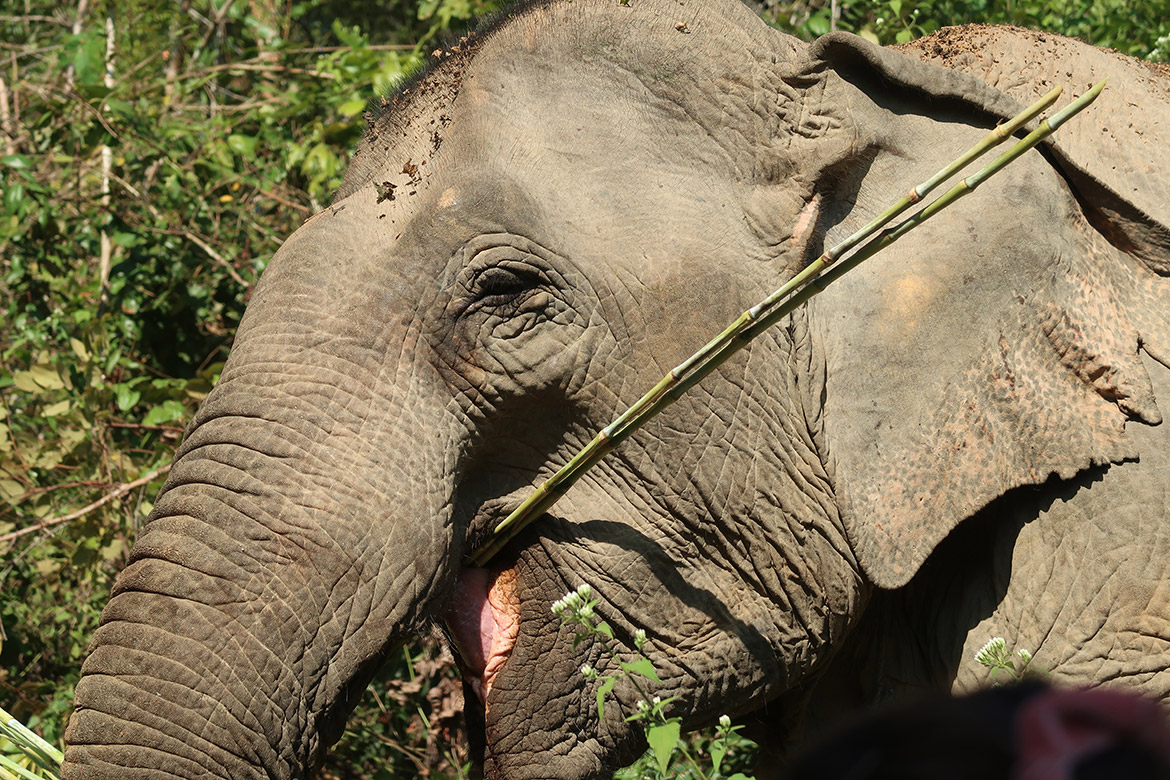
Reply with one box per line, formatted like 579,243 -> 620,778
375,181 -> 397,204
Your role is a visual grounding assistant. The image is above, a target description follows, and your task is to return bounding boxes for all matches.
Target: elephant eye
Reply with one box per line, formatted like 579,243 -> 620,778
466,262 -> 547,314
473,265 -> 534,303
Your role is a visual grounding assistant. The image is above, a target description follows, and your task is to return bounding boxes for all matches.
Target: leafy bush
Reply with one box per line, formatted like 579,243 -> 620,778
0,0 -> 494,774
0,2 -> 1166,779
758,0 -> 1170,56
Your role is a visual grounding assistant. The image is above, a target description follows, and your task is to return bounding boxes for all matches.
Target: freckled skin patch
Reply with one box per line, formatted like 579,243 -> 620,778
437,187 -> 459,210
880,273 -> 935,333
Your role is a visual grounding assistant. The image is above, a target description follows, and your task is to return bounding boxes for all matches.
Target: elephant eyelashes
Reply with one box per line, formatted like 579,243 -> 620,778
463,262 -> 552,318
474,266 -> 535,302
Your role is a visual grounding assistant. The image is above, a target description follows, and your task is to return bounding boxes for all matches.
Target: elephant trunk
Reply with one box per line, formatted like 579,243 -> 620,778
62,230 -> 464,778
63,408 -> 457,779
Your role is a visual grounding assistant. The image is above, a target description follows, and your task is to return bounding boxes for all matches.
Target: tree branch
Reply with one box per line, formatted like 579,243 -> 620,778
0,464 -> 171,545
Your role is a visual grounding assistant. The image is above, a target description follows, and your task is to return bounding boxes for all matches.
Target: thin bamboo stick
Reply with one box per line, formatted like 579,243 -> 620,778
0,706 -> 63,769
467,81 -> 1103,567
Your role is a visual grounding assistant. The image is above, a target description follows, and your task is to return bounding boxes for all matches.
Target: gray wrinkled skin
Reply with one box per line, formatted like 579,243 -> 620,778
62,3 -> 1170,779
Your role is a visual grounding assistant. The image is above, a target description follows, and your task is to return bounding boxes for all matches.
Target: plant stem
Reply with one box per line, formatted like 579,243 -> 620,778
468,81 -> 1102,567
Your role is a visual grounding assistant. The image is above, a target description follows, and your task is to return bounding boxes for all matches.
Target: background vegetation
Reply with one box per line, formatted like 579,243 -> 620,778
1,1 -> 1166,778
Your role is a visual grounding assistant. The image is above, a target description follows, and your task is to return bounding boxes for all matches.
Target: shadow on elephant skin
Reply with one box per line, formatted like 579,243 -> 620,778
843,464 -> 1111,700
552,517 -> 777,686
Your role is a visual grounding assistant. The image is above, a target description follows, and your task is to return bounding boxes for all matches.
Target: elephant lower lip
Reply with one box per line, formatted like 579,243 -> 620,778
446,566 -> 520,705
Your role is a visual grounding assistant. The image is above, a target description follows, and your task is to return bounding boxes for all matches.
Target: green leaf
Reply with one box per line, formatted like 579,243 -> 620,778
646,721 -> 680,774
1,154 -> 32,170
227,133 -> 259,157
71,31 -> 106,88
338,99 -> 367,117
596,676 -> 617,721
100,539 -> 124,562
806,12 -> 830,36
4,181 -> 26,215
710,739 -> 728,772
42,400 -> 72,417
59,427 -> 87,450
11,372 -> 40,393
619,657 -> 660,683
142,400 -> 186,426
0,479 -> 23,501
29,364 -> 64,391
12,366 -> 63,394
69,338 -> 90,363
114,384 -> 141,412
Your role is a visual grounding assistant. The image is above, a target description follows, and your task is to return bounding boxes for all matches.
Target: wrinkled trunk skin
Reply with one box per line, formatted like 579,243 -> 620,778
62,211 -> 461,779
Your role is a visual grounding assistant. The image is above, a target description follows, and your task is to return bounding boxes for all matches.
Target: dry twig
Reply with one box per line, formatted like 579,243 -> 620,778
0,464 -> 172,545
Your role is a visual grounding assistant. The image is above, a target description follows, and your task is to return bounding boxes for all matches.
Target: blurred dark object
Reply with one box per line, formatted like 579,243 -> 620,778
784,682 -> 1170,780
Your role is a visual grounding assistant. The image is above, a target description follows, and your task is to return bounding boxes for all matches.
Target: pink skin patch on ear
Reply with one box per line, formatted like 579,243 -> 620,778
446,567 -> 520,706
790,193 -> 821,247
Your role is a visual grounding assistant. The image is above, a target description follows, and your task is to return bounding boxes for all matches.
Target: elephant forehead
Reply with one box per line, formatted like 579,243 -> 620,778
453,56 -> 737,215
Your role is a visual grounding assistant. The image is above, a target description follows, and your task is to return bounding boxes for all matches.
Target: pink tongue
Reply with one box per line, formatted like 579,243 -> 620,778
446,568 -> 519,704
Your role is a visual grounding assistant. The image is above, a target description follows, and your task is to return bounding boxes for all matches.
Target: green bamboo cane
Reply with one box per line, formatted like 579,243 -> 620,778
468,80 -> 1103,567
0,707 -> 61,780
0,754 -> 56,780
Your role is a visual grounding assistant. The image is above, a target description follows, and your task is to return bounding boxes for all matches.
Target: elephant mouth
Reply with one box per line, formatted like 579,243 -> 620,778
445,563 -> 521,705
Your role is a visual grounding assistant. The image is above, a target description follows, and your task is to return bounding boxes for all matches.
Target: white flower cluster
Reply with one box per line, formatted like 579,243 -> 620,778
973,636 -> 1007,667
551,583 -> 594,618
634,696 -> 662,717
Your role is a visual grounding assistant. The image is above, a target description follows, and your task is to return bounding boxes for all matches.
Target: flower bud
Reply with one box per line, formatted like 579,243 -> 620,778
634,628 -> 647,650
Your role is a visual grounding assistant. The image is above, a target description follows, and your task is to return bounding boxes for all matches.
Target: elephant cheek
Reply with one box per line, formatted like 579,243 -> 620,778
445,567 -> 520,705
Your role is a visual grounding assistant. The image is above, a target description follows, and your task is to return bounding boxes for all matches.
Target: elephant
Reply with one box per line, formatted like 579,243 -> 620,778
61,1 -> 1170,778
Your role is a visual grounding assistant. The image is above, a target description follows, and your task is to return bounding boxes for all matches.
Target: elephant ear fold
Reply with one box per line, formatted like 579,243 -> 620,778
811,27 -> 1170,272
803,30 -> 1170,590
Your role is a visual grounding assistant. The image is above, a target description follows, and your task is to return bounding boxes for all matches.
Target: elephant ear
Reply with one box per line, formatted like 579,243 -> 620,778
894,25 -> 1170,271
803,30 -> 1170,589
811,26 -> 1170,270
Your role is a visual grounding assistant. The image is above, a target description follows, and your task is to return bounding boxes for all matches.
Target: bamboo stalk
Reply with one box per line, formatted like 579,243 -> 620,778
467,81 -> 1104,567
63,0 -> 89,90
0,706 -> 62,771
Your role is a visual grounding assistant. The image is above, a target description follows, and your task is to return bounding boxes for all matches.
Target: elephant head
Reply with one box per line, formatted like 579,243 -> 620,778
62,2 -> 1170,778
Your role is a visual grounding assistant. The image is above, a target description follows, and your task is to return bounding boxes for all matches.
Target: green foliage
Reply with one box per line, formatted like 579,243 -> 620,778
762,0 -> 1170,58
322,642 -> 471,779
553,586 -> 758,780
0,0 -> 494,772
